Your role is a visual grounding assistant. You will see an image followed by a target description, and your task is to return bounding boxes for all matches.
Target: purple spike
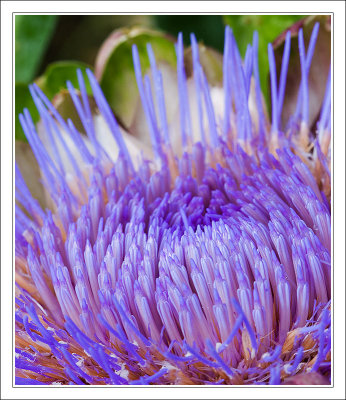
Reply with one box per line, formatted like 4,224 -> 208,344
286,346 -> 304,374
269,365 -> 281,385
32,82 -> 70,132
15,166 -> 44,222
230,34 -> 251,142
175,32 -> 192,148
180,207 -> 189,230
184,342 -> 219,368
231,298 -> 258,352
223,26 -> 232,139
129,367 -> 168,385
305,22 -> 320,70
318,67 -> 331,140
31,81 -> 99,167
112,295 -> 151,347
293,23 -> 320,123
261,345 -> 282,363
29,85 -> 65,175
86,69 -> 134,172
144,74 -> 164,152
298,29 -> 309,125
217,315 -> 243,353
199,66 -> 219,147
206,339 -> 234,376
131,45 -> 163,161
65,366 -> 85,385
30,85 -> 86,188
66,80 -> 102,159
311,308 -> 330,372
244,44 -> 253,96
77,69 -> 101,153
190,33 -> 206,145
19,110 -> 70,204
146,43 -> 170,145
277,31 -> 291,126
268,43 -> 279,134
66,118 -> 93,163
252,31 -> 266,142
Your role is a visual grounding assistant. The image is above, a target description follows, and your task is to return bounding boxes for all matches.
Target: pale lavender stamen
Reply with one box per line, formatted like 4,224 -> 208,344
298,29 -> 309,126
199,66 -> 219,147
190,33 -> 207,146
66,118 -> 94,163
66,80 -> 103,160
268,43 -> 279,134
146,43 -> 170,146
132,45 -> 163,161
233,38 -> 252,142
244,44 -> 253,97
222,26 -> 232,139
292,23 -> 320,125
77,69 -> 101,152
317,67 -> 331,140
29,85 -> 66,175
30,85 -> 87,189
176,33 -> 192,148
19,110 -> 74,205
86,69 -> 134,172
277,31 -> 291,127
252,31 -> 266,142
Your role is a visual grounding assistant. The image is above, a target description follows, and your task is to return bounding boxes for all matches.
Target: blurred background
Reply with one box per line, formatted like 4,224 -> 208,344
16,15 -> 305,80
15,14 -> 330,141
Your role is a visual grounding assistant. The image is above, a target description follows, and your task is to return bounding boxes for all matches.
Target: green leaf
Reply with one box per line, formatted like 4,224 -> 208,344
223,15 -> 305,103
98,27 -> 176,127
154,15 -> 226,52
15,15 -> 58,83
15,83 -> 39,141
16,61 -> 93,141
37,61 -> 93,99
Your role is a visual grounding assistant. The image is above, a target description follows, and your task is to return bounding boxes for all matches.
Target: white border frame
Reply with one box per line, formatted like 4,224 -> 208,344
2,1 -> 345,399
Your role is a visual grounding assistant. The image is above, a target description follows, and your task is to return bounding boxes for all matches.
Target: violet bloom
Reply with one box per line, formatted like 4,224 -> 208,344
15,25 -> 331,385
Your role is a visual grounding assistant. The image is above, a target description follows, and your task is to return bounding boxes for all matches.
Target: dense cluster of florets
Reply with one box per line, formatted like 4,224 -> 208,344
15,24 -> 331,385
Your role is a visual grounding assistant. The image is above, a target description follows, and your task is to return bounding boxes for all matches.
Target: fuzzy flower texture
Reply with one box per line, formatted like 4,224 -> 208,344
15,25 -> 331,386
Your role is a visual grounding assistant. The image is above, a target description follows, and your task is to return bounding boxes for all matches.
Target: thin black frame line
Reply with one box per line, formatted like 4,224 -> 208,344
7,0 -> 330,1
12,12 -> 334,14
11,12 -> 335,389
6,0 -> 335,1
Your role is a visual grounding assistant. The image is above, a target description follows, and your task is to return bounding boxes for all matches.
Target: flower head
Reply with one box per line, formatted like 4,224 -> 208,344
15,23 -> 331,385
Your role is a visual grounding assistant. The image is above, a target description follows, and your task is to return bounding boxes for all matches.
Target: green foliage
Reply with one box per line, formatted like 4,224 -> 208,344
15,83 -> 39,141
15,15 -> 58,83
37,61 -> 92,99
154,15 -> 226,52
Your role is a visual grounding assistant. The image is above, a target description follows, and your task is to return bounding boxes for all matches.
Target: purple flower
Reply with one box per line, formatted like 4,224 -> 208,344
15,24 -> 331,385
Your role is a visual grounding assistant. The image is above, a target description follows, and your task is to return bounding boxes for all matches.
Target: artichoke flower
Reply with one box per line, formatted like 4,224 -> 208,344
15,23 -> 331,385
